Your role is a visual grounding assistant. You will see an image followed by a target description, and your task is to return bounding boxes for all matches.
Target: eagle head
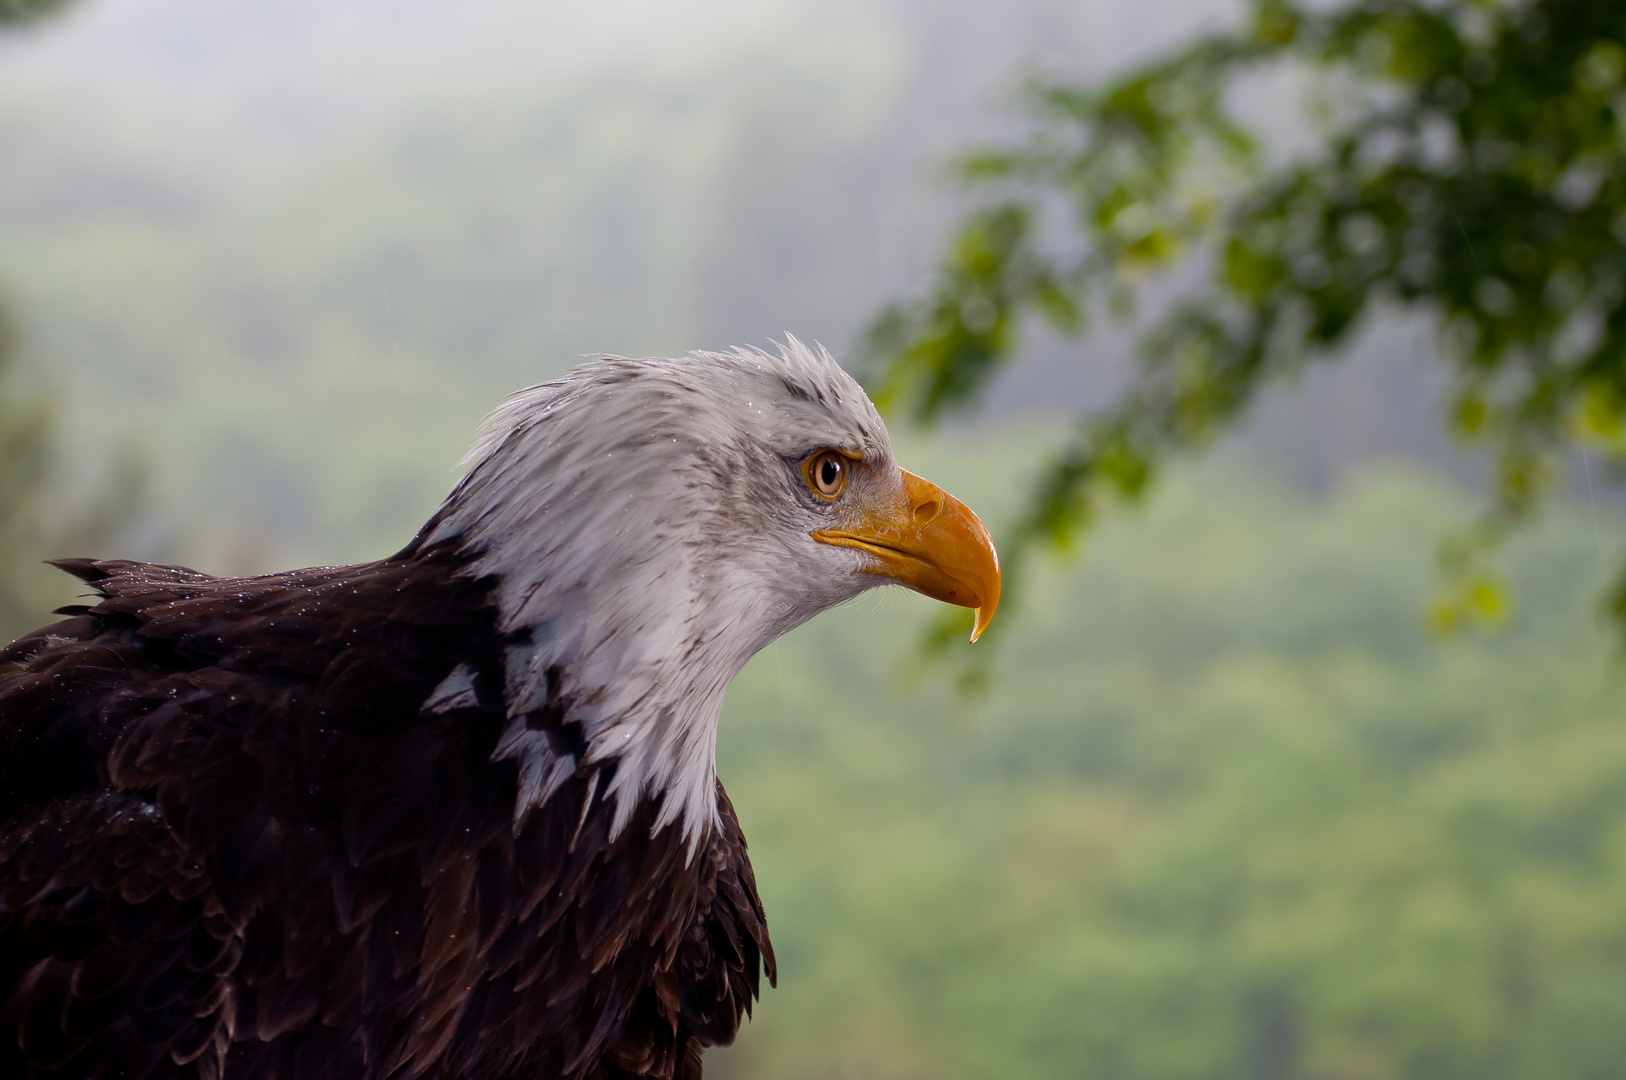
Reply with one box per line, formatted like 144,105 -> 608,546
425,336 -> 999,845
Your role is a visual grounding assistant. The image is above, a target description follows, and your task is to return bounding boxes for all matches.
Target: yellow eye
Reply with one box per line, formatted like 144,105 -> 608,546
804,451 -> 848,498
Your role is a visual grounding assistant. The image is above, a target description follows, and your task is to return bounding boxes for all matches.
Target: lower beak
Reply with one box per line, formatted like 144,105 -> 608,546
812,469 -> 1001,641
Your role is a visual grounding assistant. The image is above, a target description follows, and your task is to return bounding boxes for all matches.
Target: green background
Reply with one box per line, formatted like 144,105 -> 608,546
1,2 -> 1623,1077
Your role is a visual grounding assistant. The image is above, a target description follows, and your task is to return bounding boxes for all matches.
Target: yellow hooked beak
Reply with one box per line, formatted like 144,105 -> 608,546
812,469 -> 1001,642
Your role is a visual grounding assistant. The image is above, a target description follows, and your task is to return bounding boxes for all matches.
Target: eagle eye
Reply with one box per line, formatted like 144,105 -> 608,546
804,451 -> 849,499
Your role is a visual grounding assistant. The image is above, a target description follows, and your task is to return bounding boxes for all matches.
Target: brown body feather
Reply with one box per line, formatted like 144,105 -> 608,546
0,545 -> 775,1080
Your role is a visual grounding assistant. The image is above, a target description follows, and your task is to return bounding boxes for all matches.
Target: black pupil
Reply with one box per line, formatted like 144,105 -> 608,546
820,458 -> 840,489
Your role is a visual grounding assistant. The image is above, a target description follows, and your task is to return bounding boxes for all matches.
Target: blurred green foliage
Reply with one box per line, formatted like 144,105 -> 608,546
0,298 -> 58,639
0,0 -> 72,26
867,0 -> 1626,639
0,46 -> 910,572
716,439 -> 1626,1080
0,294 -> 138,643
0,6 -> 50,643
0,0 -> 134,640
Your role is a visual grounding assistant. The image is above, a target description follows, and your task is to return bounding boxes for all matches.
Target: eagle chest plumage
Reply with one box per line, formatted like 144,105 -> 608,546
0,545 -> 774,1080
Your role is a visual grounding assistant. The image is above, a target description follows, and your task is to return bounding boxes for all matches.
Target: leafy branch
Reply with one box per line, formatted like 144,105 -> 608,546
867,0 -> 1626,655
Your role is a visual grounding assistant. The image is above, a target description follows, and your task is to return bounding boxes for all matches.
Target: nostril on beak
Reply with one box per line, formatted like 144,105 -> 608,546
913,500 -> 939,524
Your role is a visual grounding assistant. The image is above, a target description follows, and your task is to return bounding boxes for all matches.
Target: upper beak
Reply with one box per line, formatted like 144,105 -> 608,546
812,469 -> 1001,642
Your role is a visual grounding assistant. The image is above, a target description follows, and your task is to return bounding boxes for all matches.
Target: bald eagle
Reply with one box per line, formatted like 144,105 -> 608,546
0,339 -> 998,1080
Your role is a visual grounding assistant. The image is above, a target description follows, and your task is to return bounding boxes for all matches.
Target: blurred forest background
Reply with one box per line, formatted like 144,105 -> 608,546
0,1 -> 1623,1078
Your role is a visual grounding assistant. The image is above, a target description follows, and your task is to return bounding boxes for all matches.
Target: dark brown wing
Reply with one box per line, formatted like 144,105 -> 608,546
0,789 -> 239,1080
0,550 -> 505,1080
0,552 -> 774,1080
0,553 -> 497,820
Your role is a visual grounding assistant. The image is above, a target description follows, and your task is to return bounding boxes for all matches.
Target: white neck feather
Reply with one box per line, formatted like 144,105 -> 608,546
424,343 -> 888,853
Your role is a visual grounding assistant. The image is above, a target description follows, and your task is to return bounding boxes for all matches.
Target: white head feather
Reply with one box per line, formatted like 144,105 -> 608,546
426,336 -> 895,849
